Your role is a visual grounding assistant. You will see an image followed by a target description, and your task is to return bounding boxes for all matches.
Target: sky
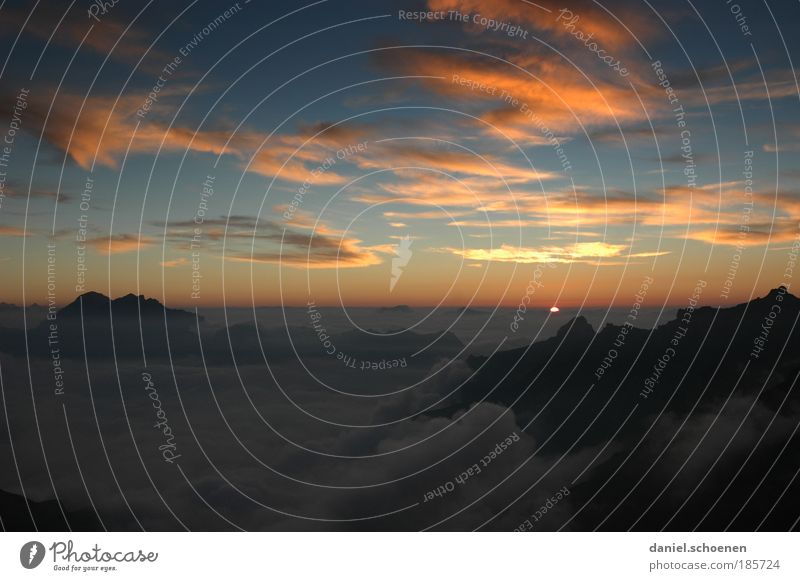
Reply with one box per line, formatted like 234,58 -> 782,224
1,0 -> 799,308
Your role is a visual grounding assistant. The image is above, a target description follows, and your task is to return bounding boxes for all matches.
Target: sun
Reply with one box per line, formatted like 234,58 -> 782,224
549,306 -> 560,313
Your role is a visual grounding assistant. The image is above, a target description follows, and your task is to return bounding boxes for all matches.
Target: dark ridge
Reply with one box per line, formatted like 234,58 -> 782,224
377,305 -> 413,313
453,306 -> 485,315
0,489 -> 102,531
58,292 -> 196,321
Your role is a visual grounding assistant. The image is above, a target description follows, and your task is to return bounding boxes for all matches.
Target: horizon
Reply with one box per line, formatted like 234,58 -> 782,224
6,282 -> 794,310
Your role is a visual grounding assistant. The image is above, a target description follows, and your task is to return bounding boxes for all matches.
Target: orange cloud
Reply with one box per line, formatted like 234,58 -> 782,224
246,122 -> 374,183
367,177 -> 800,251
427,0 -> 656,49
22,91 -> 235,169
2,7 -> 169,72
374,49 -> 647,134
22,87 -> 370,186
86,234 -> 154,255
441,241 -> 667,263
0,226 -> 29,237
383,209 -> 474,220
160,215 -> 384,269
227,234 -> 385,269
354,141 -> 557,182
160,258 -> 190,268
685,221 -> 800,247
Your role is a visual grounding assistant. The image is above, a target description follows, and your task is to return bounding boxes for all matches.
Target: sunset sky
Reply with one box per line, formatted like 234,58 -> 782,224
1,0 -> 799,307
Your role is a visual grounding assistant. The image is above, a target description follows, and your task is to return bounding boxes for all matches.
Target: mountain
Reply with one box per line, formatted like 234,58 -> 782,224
452,306 -> 486,315
0,292 -> 202,361
58,292 -> 196,322
0,489 -> 102,531
378,305 -> 414,313
450,286 -> 800,530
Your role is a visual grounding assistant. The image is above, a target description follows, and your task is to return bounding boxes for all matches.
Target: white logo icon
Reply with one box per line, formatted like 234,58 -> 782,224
390,235 -> 413,292
20,541 -> 45,569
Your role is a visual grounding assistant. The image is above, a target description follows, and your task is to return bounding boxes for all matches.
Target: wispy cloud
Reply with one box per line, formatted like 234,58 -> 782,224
86,234 -> 155,255
0,226 -> 29,237
440,241 -> 667,264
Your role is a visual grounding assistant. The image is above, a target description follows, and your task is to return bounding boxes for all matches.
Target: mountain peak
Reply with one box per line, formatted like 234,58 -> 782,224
80,291 -> 110,301
556,315 -> 594,340
57,292 -> 192,320
766,285 -> 792,298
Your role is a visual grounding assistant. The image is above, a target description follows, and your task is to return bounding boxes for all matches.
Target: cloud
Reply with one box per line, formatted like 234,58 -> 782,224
0,225 -> 29,237
703,78 -> 800,106
86,234 -> 155,255
0,181 -> 72,204
426,0 -> 656,49
440,241 -> 667,263
366,176 -> 800,252
2,4 -> 170,74
18,89 -> 238,169
370,47 -> 796,151
247,123 -> 373,184
684,222 -> 800,247
354,171 -> 555,214
160,258 -> 190,268
19,85 -> 372,186
354,141 -> 557,182
373,49 -> 646,135
158,214 -> 384,269
227,234 -> 385,269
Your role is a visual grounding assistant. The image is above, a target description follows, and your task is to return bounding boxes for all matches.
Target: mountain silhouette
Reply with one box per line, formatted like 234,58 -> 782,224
0,292 -> 202,361
58,292 -> 196,322
377,305 -> 414,313
451,286 -> 800,530
0,490 -> 102,531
